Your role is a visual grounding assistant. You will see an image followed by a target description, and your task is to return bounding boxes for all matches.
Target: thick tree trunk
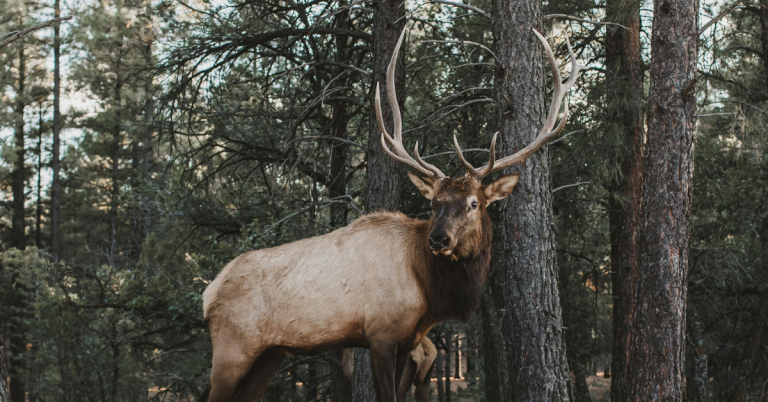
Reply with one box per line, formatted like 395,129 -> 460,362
354,0 -> 405,400
619,0 -> 698,399
0,333 -> 9,402
603,0 -> 644,400
51,0 -> 62,262
328,2 -> 351,228
491,2 -> 571,400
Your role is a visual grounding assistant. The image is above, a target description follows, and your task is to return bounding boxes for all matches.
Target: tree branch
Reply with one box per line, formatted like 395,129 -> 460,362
427,0 -> 491,19
0,16 -> 73,50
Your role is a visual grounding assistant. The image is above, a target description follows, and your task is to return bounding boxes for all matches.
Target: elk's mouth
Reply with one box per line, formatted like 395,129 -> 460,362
433,249 -> 460,261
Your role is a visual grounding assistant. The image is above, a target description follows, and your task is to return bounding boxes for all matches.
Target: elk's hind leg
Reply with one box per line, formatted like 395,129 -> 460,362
229,348 -> 287,402
202,349 -> 256,402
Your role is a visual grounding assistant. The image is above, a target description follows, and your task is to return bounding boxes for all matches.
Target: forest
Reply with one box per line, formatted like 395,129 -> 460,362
0,0 -> 766,400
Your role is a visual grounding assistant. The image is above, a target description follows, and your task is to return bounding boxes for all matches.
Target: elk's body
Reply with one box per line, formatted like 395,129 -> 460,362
200,28 -> 582,402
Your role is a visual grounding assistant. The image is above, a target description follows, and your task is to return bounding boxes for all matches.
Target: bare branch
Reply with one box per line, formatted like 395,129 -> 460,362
421,39 -> 501,65
0,16 -> 73,50
699,0 -> 744,35
543,14 -> 632,31
427,0 -> 491,19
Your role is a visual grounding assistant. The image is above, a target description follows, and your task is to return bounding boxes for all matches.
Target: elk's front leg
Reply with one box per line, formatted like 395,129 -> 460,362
370,341 -> 397,402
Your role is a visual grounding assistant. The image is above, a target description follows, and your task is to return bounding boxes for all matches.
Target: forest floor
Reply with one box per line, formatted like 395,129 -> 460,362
586,373 -> 612,401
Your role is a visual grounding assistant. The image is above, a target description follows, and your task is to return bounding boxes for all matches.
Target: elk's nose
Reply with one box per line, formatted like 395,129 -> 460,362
429,233 -> 451,250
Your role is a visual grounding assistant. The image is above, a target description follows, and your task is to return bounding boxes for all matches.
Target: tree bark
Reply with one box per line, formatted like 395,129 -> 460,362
619,0 -> 698,399
35,109 -> 43,249
329,1 -> 351,228
603,0 -> 644,400
444,330 -> 451,402
492,2 -> 571,400
51,0 -> 62,262
354,0 -> 405,400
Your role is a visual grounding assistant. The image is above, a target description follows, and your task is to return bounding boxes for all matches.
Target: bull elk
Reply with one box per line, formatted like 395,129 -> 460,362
200,28 -> 583,402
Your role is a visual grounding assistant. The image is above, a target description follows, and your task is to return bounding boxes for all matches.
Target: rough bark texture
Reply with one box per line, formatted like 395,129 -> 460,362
603,0 -> 645,400
491,2 -> 571,400
354,1 -> 405,399
362,0 -> 404,213
329,2 -> 351,227
51,0 -> 62,262
0,332 -> 9,402
619,0 -> 698,399
761,0 -> 768,82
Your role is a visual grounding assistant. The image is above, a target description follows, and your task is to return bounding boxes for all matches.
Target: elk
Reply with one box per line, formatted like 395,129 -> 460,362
200,28 -> 582,402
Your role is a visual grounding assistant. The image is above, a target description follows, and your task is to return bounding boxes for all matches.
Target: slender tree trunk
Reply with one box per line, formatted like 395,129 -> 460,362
109,54 -> 123,266
688,308 -> 711,402
35,109 -> 43,249
761,0 -> 768,82
480,295 -> 503,402
492,2 -> 571,400
12,44 -> 27,251
603,1 -> 644,400
445,330 -> 451,402
0,332 -> 10,402
9,41 -> 27,402
51,0 -> 62,262
572,361 -> 592,402
140,12 -> 154,241
619,0 -> 698,399
436,351 -> 445,402
354,0 -> 405,399
328,2 -> 351,228
454,331 -> 461,379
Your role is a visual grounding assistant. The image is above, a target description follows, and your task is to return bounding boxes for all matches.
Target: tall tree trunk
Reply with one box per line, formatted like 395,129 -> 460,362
0,333 -> 9,402
9,41 -> 27,402
491,2 -> 571,400
454,330 -> 461,379
761,0 -> 768,82
12,44 -> 26,251
35,109 -> 43,249
354,0 -> 405,400
329,1 -> 350,228
603,0 -> 644,400
51,0 -> 62,262
619,0 -> 698,399
140,9 -> 154,242
109,53 -> 123,266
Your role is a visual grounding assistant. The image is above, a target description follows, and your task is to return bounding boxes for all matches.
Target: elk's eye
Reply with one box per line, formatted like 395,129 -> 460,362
471,201 -> 478,209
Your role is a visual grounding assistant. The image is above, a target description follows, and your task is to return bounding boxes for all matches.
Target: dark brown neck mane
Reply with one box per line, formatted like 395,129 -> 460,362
414,213 -> 493,323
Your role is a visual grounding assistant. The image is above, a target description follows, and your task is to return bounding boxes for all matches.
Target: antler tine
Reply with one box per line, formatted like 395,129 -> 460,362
453,135 -> 477,173
475,29 -> 584,180
377,28 -> 446,179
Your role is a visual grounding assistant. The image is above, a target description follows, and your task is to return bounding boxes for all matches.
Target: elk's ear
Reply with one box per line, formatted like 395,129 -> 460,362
483,174 -> 520,205
408,171 -> 435,200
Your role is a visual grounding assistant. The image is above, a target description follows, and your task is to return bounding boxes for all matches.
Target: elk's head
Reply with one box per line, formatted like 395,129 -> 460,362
376,29 -> 583,258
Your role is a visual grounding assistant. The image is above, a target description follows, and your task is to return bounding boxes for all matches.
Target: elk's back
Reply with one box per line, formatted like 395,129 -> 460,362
202,212 -> 428,354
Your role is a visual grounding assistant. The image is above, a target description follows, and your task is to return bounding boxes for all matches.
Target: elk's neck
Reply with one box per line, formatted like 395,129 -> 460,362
412,214 -> 493,323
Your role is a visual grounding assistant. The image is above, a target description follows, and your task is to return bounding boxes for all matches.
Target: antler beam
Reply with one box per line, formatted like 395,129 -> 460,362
457,29 -> 584,180
376,29 -> 446,180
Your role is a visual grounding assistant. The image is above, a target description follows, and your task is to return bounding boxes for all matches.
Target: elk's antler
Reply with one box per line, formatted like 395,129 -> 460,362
376,29 -> 447,180
456,29 -> 585,180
